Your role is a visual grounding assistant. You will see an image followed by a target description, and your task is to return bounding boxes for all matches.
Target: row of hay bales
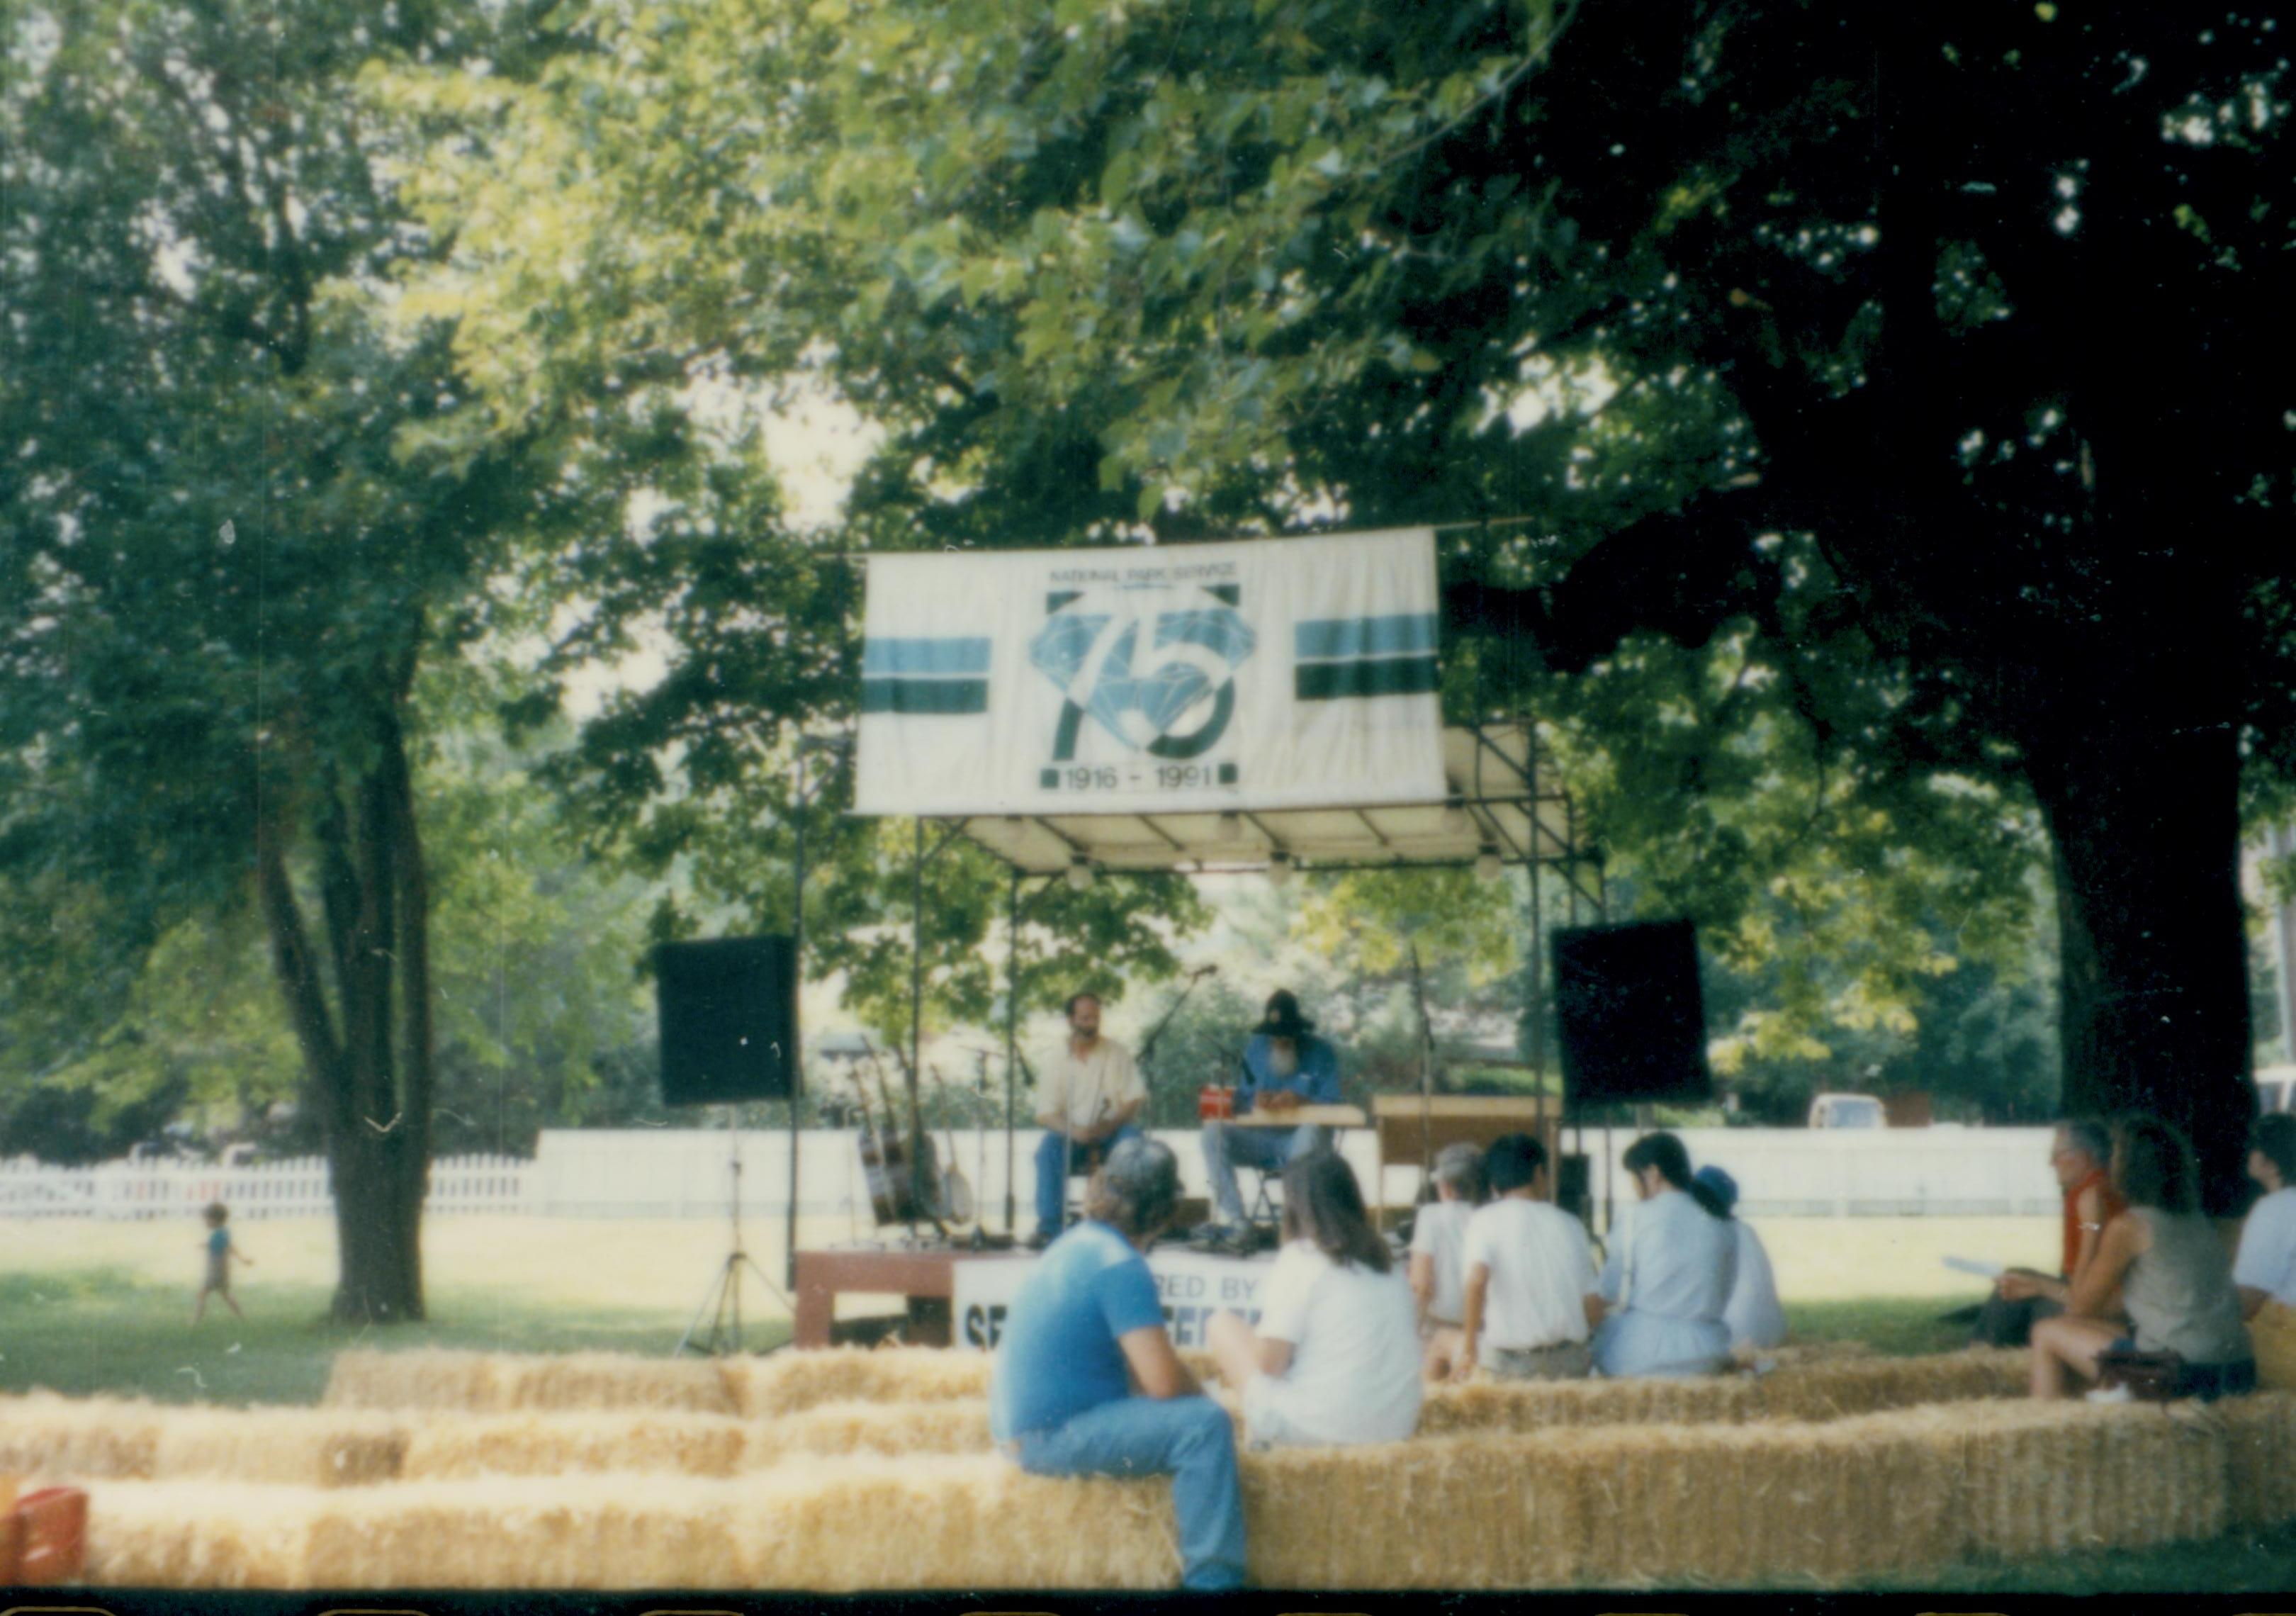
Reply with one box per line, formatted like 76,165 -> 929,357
310,1342 -> 1997,1425
45,1393 -> 2296,1590
1,1346 -> 2029,1493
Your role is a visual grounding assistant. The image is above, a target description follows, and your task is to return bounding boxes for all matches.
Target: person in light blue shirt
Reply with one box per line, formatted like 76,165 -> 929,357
1196,991 -> 1341,1252
990,1137 -> 1246,1592
1592,1133 -> 1737,1378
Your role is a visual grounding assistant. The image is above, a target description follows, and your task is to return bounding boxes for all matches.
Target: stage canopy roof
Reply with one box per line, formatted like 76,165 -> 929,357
940,721 -> 1593,880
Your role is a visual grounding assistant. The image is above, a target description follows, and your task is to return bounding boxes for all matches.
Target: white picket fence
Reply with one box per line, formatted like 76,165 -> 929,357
0,1153 -> 531,1221
0,1126 -> 2068,1223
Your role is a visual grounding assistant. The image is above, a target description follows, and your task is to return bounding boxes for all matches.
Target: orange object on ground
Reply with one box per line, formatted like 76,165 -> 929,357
12,1486 -> 88,1584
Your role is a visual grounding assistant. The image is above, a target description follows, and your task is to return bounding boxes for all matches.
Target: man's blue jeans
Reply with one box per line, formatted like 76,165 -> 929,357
1033,1124 -> 1144,1235
1202,1119 -> 1329,1227
1015,1394 -> 1247,1590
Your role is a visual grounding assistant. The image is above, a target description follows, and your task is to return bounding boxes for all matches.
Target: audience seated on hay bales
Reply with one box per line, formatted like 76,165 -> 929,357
1409,1143 -> 1485,1381
989,1136 -> 1246,1592
2031,1114 -> 2256,1403
1592,1132 -> 1736,1379
1970,1118 -> 2124,1347
1205,1152 -> 1421,1448
1454,1133 -> 1603,1383
1692,1165 -> 1786,1352
2236,1116 -> 2296,1392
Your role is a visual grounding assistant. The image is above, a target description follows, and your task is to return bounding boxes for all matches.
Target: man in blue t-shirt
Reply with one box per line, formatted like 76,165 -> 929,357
1195,989 -> 1341,1254
990,1138 -> 1245,1591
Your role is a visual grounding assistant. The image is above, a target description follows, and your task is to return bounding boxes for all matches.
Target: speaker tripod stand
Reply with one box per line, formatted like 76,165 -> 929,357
679,1107 -> 796,1357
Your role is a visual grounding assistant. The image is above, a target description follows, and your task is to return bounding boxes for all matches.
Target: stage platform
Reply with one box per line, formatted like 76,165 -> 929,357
793,1237 -> 1278,1350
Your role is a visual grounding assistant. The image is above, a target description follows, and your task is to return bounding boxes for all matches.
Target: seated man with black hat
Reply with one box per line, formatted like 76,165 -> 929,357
1195,989 -> 1341,1255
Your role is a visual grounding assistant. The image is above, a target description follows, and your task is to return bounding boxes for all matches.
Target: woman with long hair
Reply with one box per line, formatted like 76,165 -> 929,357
1208,1151 -> 1422,1446
1589,1131 -> 1738,1377
2030,1114 -> 2255,1401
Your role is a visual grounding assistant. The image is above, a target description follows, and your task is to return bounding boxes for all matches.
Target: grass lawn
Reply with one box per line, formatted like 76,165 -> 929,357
3,1209 -> 2284,1593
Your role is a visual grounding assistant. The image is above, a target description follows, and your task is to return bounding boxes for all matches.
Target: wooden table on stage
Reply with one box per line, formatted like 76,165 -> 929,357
792,1245 -> 1029,1349
1221,1104 -> 1368,1128
1371,1094 -> 1563,1220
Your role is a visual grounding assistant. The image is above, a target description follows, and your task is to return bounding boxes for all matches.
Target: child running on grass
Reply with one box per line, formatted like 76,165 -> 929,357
192,1201 -> 253,1324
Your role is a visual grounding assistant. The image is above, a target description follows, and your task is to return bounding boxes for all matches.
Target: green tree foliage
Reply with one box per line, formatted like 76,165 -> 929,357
380,0 -> 2289,1200
0,0 -> 665,1315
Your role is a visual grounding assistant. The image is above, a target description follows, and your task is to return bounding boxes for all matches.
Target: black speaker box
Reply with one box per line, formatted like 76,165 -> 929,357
1551,918 -> 1711,1106
655,936 -> 799,1105
1555,1152 -> 1592,1223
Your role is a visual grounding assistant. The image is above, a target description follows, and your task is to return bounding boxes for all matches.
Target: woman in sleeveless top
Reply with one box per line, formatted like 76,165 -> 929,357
2030,1114 -> 2255,1401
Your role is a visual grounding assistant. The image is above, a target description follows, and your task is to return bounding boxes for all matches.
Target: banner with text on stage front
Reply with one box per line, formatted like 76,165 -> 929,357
952,1249 -> 1268,1351
853,530 -> 1445,817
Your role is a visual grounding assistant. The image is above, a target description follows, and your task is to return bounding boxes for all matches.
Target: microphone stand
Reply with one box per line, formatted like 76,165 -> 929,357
1408,943 -> 1437,1206
1137,966 -> 1217,1075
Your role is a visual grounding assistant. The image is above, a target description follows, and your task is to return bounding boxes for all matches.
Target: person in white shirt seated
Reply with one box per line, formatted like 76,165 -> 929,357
1693,1165 -> 1786,1352
1411,1143 -> 1485,1380
1453,1132 -> 1605,1381
2235,1114 -> 2296,1320
1592,1131 -> 1737,1379
1207,1152 -> 1422,1447
1028,991 -> 1147,1250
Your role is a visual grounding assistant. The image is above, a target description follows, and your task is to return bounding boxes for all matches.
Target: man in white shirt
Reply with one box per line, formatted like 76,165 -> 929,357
1029,992 -> 1147,1249
1694,1164 -> 1787,1350
1456,1133 -> 1604,1381
2236,1113 -> 2296,1317
1410,1143 -> 1485,1379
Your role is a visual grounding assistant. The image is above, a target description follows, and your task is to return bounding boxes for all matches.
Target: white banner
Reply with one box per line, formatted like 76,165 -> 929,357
854,531 -> 1445,817
953,1249 -> 1270,1351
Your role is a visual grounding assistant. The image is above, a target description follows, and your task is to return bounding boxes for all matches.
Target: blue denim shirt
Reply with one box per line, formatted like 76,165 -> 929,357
1235,1033 -> 1341,1114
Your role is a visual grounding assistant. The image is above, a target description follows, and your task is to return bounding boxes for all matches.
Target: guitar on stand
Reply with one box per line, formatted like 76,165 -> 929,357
861,1036 -> 945,1238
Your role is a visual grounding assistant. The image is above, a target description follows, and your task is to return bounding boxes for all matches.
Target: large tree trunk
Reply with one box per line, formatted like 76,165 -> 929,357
255,702 -> 432,1323
2024,585 -> 2256,1213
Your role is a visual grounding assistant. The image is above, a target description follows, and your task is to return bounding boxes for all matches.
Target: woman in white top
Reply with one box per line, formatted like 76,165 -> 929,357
1592,1132 -> 1737,1378
1208,1152 -> 1423,1447
1694,1164 -> 1788,1351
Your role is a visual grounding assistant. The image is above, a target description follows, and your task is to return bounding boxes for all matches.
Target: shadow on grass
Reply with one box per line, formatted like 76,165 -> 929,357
0,1268 -> 787,1406
1872,1520 -> 2296,1595
1784,1295 -> 1974,1357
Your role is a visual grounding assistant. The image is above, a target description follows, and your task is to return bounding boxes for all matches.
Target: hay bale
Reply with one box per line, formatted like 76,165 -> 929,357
720,1349 -> 992,1418
81,1480 -> 313,1588
1728,1339 -> 1874,1371
322,1350 -> 503,1412
0,1393 -> 167,1480
1239,1435 -> 1582,1588
1952,1399 -> 2229,1560
1558,1414 -> 1962,1586
322,1350 -> 733,1415
733,1453 -> 1178,1590
1755,1347 -> 2027,1423
2193,1391 -> 2296,1532
1418,1374 -> 1762,1436
746,1398 -> 994,1465
151,1408 -> 406,1488
303,1475 -> 750,1588
400,1410 -> 753,1481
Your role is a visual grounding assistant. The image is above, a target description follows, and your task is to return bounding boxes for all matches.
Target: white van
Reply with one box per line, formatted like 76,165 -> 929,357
1807,1092 -> 1886,1129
